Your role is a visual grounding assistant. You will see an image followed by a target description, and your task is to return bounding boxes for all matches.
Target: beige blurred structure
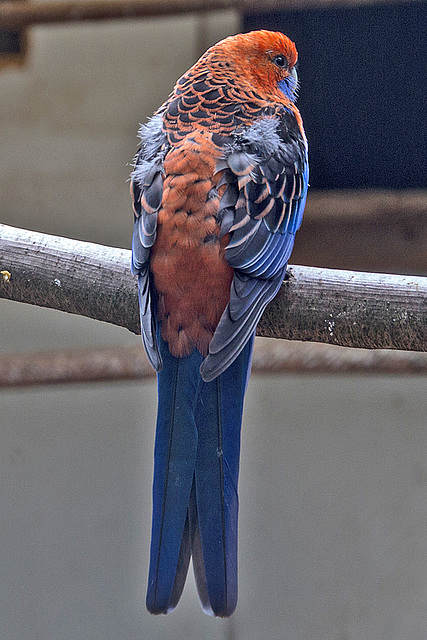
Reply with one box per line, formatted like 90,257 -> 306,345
1,7 -> 427,640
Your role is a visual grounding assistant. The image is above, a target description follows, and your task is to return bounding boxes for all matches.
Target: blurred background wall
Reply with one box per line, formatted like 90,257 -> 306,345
1,2 -> 426,639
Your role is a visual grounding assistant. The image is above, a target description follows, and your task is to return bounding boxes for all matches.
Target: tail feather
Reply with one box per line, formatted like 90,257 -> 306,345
146,332 -> 254,616
146,339 -> 200,614
168,510 -> 192,610
193,334 -> 254,616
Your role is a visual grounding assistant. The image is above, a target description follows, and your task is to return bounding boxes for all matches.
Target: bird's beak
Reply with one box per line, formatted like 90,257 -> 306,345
290,66 -> 298,83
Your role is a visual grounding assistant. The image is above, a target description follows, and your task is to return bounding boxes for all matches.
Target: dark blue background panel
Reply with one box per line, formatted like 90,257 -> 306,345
244,3 -> 426,190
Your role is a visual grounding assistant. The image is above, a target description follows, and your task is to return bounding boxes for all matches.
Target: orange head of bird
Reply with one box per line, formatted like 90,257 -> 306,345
201,30 -> 299,104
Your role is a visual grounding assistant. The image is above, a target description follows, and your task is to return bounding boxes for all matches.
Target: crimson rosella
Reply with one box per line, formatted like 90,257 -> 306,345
130,30 -> 308,617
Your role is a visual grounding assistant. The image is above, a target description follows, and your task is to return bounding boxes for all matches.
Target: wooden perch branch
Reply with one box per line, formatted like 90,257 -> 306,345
0,223 -> 426,352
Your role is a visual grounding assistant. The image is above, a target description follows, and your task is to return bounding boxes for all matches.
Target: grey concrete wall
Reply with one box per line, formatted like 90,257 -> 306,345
1,10 -> 427,640
2,363 -> 427,640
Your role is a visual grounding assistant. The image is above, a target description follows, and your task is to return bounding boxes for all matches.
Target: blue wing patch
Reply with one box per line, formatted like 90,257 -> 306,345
200,115 -> 308,381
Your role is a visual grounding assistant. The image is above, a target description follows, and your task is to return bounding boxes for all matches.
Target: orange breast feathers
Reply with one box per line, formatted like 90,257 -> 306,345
150,133 -> 233,358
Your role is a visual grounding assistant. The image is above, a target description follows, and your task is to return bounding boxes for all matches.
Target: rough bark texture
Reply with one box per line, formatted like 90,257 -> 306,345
259,266 -> 427,351
1,224 -> 426,351
0,224 -> 140,333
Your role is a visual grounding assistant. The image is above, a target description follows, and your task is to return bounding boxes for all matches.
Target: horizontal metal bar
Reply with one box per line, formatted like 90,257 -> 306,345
1,340 -> 426,390
0,0 -> 419,29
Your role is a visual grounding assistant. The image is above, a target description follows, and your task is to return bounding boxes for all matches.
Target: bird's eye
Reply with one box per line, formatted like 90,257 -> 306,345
272,54 -> 287,68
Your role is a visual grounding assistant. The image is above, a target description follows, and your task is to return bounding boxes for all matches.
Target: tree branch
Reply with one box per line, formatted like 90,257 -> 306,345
1,223 -> 426,352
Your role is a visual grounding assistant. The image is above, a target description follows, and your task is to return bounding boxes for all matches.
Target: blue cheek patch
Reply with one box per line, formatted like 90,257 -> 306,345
278,77 -> 298,101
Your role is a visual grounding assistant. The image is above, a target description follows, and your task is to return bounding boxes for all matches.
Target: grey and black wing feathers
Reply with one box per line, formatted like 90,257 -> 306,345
131,113 -> 168,372
200,115 -> 308,382
131,112 -> 308,381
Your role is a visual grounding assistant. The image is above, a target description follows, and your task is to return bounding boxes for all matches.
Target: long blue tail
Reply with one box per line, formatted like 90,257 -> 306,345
146,332 -> 254,617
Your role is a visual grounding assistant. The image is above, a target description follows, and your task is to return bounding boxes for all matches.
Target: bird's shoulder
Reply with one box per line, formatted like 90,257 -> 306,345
160,64 -> 303,144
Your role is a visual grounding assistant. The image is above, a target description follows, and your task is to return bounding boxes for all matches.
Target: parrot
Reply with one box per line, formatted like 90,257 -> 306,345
130,29 -> 308,617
